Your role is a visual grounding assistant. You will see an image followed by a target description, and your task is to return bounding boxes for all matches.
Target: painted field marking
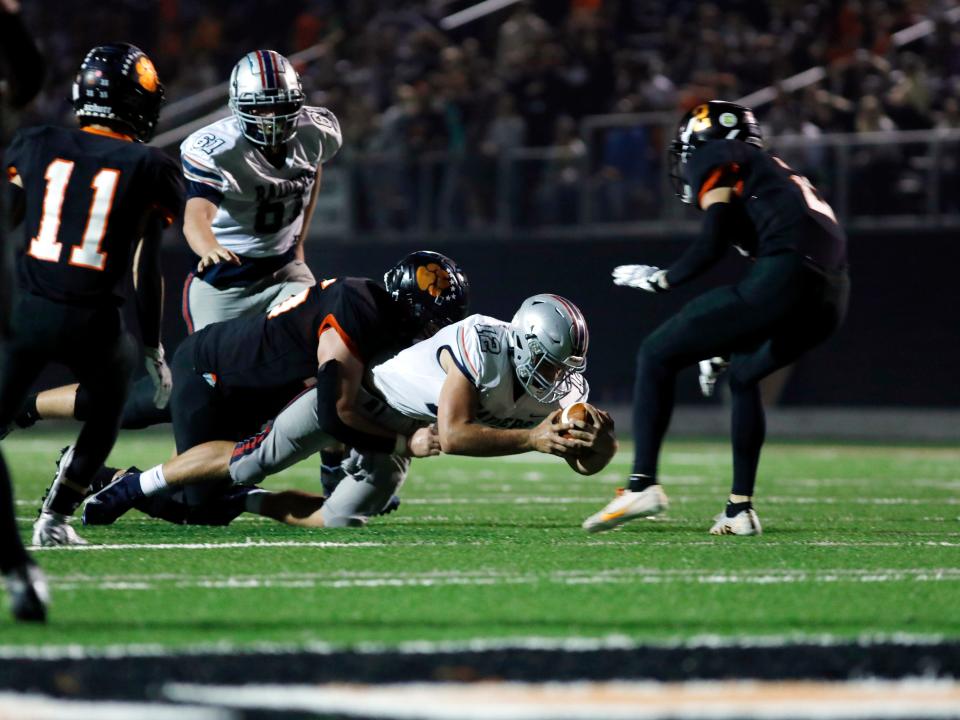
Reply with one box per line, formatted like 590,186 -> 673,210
41,566 -> 960,592
163,679 -> 960,719
0,692 -> 229,720
0,632 -> 950,661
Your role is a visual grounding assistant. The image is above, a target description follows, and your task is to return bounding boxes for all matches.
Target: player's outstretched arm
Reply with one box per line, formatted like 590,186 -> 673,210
436,351 -> 582,458
183,197 -> 240,272
316,332 -> 436,457
133,214 -> 172,408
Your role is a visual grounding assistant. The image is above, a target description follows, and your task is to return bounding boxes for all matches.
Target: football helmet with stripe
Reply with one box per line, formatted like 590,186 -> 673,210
510,294 -> 589,404
669,100 -> 762,203
228,50 -> 304,147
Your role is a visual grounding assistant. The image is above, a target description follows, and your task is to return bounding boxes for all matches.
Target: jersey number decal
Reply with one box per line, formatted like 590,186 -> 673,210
772,156 -> 838,225
254,195 -> 304,234
475,325 -> 502,354
28,159 -> 119,271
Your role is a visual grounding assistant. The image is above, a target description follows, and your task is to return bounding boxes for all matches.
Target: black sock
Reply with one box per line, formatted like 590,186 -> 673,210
627,474 -> 657,492
14,394 -> 40,429
725,500 -> 753,518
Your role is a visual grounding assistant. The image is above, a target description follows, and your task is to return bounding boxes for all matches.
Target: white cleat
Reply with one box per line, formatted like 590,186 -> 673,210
709,508 -> 762,536
582,485 -> 669,533
32,511 -> 88,547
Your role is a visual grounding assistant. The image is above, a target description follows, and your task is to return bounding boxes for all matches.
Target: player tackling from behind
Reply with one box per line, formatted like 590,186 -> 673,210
583,100 -> 849,536
84,294 -> 616,528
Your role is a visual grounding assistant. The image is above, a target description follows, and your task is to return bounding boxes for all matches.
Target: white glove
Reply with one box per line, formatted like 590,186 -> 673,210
144,345 -> 173,409
612,264 -> 670,293
698,356 -> 729,397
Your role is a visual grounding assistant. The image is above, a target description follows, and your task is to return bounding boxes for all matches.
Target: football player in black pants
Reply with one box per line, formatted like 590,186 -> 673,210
583,101 -> 849,536
2,44 -> 183,551
1,0 -> 46,621
81,252 -> 469,528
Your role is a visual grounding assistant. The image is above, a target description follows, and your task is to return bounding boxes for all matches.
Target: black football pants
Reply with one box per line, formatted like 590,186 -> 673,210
0,294 -> 135,551
632,251 -> 850,496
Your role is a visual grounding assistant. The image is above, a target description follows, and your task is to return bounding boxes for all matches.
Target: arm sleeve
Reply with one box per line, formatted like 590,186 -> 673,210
305,107 -> 343,163
0,10 -> 45,107
665,202 -> 735,287
151,154 -> 186,227
133,214 -> 164,349
181,151 -> 229,200
315,361 -> 397,453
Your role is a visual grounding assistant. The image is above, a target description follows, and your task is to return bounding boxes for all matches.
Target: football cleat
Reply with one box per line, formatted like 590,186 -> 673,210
32,511 -> 88,546
582,485 -> 669,533
4,562 -> 49,622
709,508 -> 762,536
82,472 -> 143,526
375,494 -> 401,517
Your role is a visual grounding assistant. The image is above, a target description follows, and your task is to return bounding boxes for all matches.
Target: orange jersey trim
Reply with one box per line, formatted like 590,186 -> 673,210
318,313 -> 361,361
81,126 -> 135,142
698,162 -> 741,205
7,166 -> 17,181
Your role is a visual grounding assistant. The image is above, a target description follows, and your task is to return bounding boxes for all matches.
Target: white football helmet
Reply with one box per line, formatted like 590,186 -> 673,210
228,50 -> 304,147
510,294 -> 589,404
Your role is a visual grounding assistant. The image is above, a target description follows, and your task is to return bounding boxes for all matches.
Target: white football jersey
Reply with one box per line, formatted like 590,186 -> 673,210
371,315 -> 588,429
180,107 -> 342,258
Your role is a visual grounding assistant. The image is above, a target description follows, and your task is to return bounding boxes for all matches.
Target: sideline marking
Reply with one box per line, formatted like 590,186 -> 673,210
0,692 -> 229,720
164,679 -> 960,719
0,632 -> 950,661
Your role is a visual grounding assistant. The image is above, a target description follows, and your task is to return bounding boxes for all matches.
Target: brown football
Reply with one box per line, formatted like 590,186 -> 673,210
559,402 -> 597,438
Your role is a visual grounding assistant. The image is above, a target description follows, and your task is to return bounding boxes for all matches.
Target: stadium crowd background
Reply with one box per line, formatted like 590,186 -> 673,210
10,0 -> 960,229
18,0 -> 960,139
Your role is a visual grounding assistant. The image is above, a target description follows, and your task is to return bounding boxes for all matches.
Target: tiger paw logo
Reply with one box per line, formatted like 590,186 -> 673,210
416,263 -> 451,298
135,56 -> 159,93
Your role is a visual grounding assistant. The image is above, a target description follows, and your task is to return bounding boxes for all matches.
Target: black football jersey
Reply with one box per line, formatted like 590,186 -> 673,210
6,125 -> 184,305
685,140 -> 847,270
193,277 -> 405,395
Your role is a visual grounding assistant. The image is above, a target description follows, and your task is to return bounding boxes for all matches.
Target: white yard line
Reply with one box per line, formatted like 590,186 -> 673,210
40,566 -> 960,592
163,679 -> 960,719
0,632 -> 950,661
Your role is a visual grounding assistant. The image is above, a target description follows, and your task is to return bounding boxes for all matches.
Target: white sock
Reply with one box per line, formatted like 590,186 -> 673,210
244,489 -> 269,515
138,465 -> 168,496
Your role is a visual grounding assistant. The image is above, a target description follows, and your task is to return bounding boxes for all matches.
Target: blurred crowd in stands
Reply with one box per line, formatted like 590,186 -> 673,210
12,0 -> 960,227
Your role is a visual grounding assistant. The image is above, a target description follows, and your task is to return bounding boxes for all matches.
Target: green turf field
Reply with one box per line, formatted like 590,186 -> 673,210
2,429 -> 959,648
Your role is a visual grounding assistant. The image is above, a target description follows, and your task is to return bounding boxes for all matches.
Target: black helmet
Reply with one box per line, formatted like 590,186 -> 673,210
384,251 -> 470,338
72,43 -> 164,142
668,100 -> 762,203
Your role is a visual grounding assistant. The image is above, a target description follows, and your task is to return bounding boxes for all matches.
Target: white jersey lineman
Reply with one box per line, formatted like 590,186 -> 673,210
180,108 -> 341,258
372,314 -> 588,428
178,108 -> 342,331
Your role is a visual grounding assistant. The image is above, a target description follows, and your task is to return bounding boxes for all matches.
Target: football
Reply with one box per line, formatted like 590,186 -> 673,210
559,401 -> 598,437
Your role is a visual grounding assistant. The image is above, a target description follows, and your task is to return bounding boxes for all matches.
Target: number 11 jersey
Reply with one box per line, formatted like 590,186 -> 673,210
6,125 -> 183,306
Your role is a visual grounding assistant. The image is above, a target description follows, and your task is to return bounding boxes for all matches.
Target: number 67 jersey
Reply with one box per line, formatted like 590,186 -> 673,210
6,125 -> 184,305
179,107 -> 342,259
